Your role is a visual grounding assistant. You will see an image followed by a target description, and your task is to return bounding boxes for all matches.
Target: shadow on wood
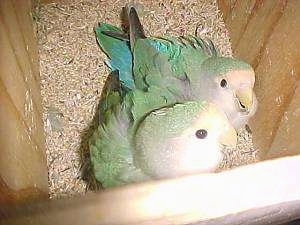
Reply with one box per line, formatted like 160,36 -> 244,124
0,0 -> 48,204
1,155 -> 300,225
218,0 -> 300,158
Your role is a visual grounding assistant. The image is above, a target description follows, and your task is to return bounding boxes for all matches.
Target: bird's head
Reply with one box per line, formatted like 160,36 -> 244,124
196,57 -> 258,129
134,101 -> 237,179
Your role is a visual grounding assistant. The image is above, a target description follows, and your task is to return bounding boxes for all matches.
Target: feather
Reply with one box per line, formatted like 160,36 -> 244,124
95,23 -> 135,89
127,6 -> 146,51
90,5 -> 251,188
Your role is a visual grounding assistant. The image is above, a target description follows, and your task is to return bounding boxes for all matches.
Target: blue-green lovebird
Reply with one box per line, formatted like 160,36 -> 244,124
96,5 -> 258,130
89,6 -> 237,188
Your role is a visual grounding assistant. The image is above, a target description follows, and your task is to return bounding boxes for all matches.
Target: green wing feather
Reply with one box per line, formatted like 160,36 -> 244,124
95,22 -> 218,90
91,18 -> 220,187
147,35 -> 218,83
90,38 -> 192,187
95,23 -> 135,89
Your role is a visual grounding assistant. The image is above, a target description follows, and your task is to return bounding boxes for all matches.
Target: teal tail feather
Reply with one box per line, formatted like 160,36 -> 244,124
95,23 -> 135,90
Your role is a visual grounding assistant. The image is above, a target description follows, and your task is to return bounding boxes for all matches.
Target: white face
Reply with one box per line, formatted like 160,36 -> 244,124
143,104 -> 235,179
161,131 -> 223,178
212,69 -> 257,129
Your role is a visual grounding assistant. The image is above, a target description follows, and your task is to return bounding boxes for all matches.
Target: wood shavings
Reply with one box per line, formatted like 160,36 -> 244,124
36,0 -> 258,198
218,128 -> 259,171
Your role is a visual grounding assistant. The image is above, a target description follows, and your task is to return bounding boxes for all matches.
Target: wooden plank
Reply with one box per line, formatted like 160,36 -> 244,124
12,0 -> 41,83
1,155 -> 300,225
222,0 -> 257,50
218,0 -> 299,157
249,0 -> 300,157
0,1 -> 43,114
267,85 -> 300,158
233,0 -> 287,68
0,0 -> 48,204
0,7 -> 44,152
217,0 -> 234,21
0,177 -> 47,206
0,79 -> 48,204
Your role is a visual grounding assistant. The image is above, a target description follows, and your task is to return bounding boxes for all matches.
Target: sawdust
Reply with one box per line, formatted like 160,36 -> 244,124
35,0 -> 258,199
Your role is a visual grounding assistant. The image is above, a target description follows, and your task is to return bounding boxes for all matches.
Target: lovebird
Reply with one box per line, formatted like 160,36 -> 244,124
89,6 -> 237,188
96,6 -> 258,130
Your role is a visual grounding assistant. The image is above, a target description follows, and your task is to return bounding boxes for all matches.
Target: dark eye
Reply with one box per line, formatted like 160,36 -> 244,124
195,129 -> 208,139
239,100 -> 246,109
220,79 -> 227,88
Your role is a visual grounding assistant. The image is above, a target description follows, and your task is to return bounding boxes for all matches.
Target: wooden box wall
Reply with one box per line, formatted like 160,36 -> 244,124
0,0 -> 300,224
218,0 -> 300,158
0,0 -> 48,204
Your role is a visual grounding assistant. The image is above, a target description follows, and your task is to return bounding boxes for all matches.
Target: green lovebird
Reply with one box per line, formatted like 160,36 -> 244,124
89,6 -> 238,188
96,6 -> 257,130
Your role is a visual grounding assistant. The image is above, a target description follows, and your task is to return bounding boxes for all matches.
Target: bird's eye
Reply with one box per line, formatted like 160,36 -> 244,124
220,79 -> 227,88
195,129 -> 208,139
239,100 -> 246,109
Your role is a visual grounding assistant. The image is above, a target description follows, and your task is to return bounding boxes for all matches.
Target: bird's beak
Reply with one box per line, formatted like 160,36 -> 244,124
219,125 -> 237,148
236,87 -> 254,113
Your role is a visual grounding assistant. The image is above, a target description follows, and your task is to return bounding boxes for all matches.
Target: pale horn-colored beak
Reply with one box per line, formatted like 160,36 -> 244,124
219,125 -> 237,148
236,87 -> 254,113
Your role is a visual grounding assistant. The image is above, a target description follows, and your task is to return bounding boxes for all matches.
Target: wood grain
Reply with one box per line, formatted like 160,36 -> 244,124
267,85 -> 300,158
224,0 -> 257,50
218,0 -> 300,158
1,155 -> 300,225
0,1 -> 42,113
12,0 -> 41,83
0,79 -> 48,204
217,0 -> 234,21
0,0 -> 48,204
250,0 -> 300,157
0,1 -> 44,150
231,0 -> 286,68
